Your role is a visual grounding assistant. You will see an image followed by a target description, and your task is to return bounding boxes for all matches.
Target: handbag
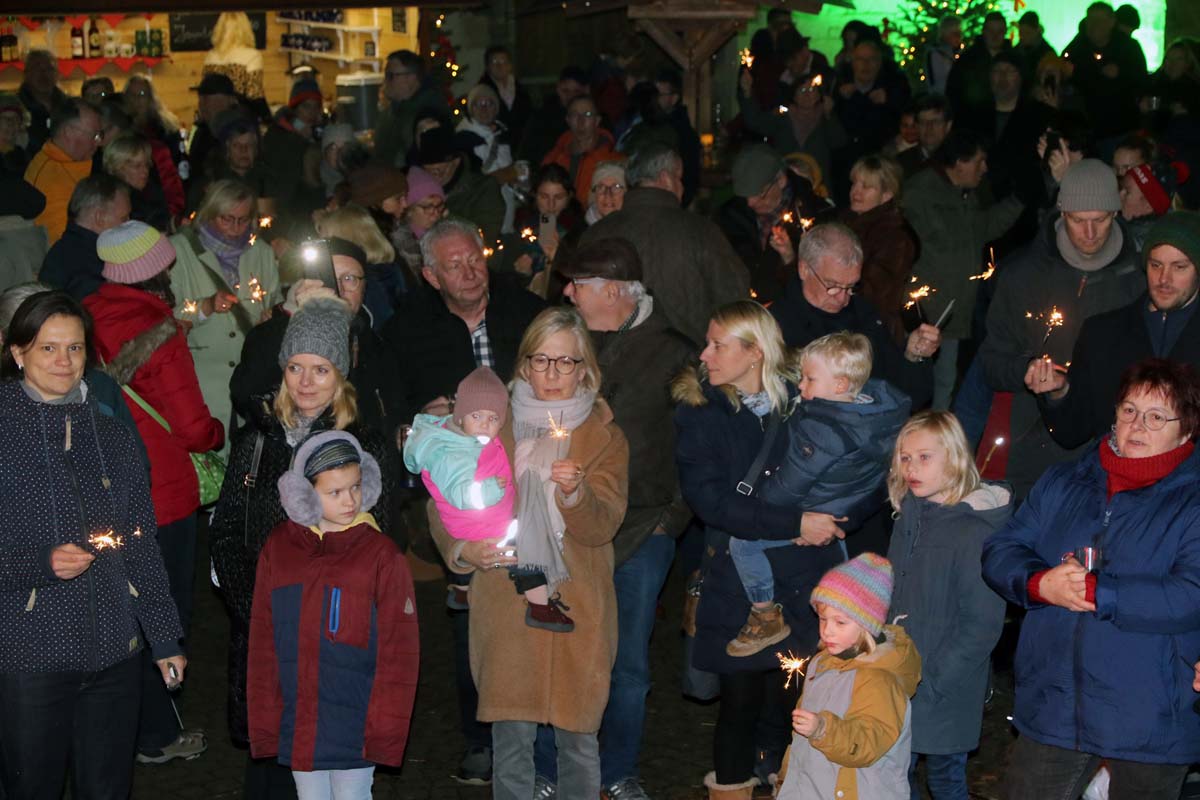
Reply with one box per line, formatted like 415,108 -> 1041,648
681,411 -> 782,701
122,384 -> 227,507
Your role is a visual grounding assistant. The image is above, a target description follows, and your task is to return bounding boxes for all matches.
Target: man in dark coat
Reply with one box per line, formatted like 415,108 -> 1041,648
229,238 -> 407,444
580,144 -> 749,347
38,174 -> 130,301
1030,212 -> 1200,448
516,67 -> 589,166
832,38 -> 911,199
559,237 -> 695,799
896,94 -> 953,180
979,159 -> 1145,499
945,12 -> 1013,122
410,126 -> 506,248
186,73 -> 242,195
374,50 -> 451,169
653,69 -> 702,208
18,50 -> 69,156
1062,3 -> 1147,140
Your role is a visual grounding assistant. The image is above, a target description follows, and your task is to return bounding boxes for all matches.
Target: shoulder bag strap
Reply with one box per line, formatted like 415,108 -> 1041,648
121,383 -> 172,433
243,432 -> 265,547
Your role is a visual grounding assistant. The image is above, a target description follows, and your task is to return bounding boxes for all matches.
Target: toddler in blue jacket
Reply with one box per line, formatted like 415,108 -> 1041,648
727,332 -> 910,657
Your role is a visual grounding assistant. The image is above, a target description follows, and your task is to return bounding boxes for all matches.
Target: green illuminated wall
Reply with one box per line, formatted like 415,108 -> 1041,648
741,0 -> 1168,72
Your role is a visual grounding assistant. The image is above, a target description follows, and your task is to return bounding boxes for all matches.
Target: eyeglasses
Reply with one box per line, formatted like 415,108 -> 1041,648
806,267 -> 857,296
414,199 -> 445,213
217,213 -> 253,227
1116,402 -> 1180,431
527,354 -> 583,374
338,274 -> 364,290
72,122 -> 103,142
593,182 -> 625,196
570,277 -> 606,288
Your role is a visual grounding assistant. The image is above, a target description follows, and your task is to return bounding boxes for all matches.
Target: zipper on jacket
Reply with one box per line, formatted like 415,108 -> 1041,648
1077,275 -> 1088,298
1074,501 -> 1113,749
63,413 -> 101,670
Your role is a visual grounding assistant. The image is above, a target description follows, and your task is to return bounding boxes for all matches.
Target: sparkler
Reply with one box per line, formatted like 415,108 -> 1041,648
247,277 -> 266,304
482,246 -> 495,258
739,48 -> 754,69
800,217 -> 815,231
89,530 -> 124,551
810,74 -> 823,88
520,227 -> 538,243
547,411 -> 571,458
182,299 -> 198,315
1038,306 -> 1065,351
980,437 -> 1005,474
905,283 -> 935,320
258,215 -> 273,229
248,234 -> 257,247
781,211 -> 794,224
970,247 -> 996,281
777,651 -> 811,690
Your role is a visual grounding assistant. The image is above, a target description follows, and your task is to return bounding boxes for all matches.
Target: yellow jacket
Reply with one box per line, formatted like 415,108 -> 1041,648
25,142 -> 92,246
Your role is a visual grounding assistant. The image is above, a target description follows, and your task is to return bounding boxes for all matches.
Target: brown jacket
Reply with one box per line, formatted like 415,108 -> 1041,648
841,201 -> 917,346
430,398 -> 630,733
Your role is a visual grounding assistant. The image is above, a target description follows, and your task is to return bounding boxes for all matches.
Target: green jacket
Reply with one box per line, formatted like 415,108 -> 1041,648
168,229 -> 281,437
902,168 -> 1022,340
373,86 -> 450,168
402,413 -> 503,510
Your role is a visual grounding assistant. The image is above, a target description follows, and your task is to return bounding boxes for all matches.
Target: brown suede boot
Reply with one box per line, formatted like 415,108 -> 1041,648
726,603 -> 791,657
526,594 -> 575,633
704,771 -> 758,800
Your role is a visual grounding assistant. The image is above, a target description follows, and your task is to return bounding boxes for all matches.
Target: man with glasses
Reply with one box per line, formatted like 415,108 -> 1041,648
382,216 -> 544,786
409,126 -> 506,247
374,50 -> 450,168
26,99 -> 101,245
18,50 -> 68,156
896,94 -> 953,179
653,69 -> 701,207
979,159 -> 1144,501
542,96 -> 618,206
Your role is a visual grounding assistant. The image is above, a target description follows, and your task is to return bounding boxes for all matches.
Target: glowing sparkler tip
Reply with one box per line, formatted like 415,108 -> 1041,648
88,530 -> 124,550
776,651 -> 811,689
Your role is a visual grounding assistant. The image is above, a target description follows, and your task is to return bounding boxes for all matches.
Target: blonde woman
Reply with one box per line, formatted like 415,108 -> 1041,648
169,178 -> 279,435
672,300 -> 850,799
102,132 -> 170,231
121,75 -> 186,219
208,296 -> 397,794
204,12 -> 265,102
429,306 -> 629,800
886,410 -> 1010,799
315,203 -> 407,327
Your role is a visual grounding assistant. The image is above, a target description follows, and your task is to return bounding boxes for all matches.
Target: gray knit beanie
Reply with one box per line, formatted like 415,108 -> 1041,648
278,296 -> 351,376
1058,159 -> 1121,213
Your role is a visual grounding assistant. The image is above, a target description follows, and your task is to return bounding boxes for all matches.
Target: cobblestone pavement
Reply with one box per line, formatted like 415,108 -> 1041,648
131,530 -> 1018,799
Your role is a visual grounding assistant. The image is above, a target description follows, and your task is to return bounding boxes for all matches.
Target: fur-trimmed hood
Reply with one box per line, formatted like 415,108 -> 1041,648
97,316 -> 177,386
277,430 -> 382,527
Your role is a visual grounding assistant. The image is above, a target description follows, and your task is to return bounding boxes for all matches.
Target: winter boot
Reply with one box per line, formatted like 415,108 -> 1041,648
726,603 -> 791,657
704,771 -> 758,800
526,593 -> 575,632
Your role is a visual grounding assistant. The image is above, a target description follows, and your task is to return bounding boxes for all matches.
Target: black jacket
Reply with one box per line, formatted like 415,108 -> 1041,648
230,307 -> 408,442
770,275 -> 934,410
0,166 -> 44,219
479,74 -> 534,147
1040,293 -> 1200,449
381,273 -> 546,419
594,304 -> 696,566
946,37 -> 1014,121
39,223 -> 103,301
1063,30 -> 1147,138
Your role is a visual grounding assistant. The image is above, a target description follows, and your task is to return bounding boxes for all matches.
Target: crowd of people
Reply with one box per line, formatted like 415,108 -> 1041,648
2,3 -> 1200,800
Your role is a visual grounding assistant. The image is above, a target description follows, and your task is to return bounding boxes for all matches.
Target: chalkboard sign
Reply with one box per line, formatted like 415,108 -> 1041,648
168,12 -> 267,52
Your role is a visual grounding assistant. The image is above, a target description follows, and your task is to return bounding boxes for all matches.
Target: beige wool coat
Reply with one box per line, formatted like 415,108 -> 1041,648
431,398 -> 629,733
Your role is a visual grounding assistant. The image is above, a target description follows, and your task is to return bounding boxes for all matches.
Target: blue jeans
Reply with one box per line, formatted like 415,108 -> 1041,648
291,766 -> 374,800
909,751 -> 969,800
729,537 -> 792,604
535,533 -> 676,785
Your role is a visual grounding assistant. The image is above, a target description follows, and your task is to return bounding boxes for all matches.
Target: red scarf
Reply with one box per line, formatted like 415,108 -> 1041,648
1099,437 -> 1194,500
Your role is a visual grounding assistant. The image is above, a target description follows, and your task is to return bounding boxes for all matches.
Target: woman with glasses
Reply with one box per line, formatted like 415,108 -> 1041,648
428,305 -> 629,800
508,163 -> 584,297
983,357 -> 1200,800
169,178 -> 280,438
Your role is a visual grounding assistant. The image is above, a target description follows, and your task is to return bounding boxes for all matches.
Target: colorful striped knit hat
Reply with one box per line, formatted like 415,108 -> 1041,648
98,221 -> 176,284
810,553 -> 893,637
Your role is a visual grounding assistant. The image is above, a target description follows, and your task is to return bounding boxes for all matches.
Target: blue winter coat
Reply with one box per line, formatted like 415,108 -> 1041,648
982,444 -> 1200,764
889,483 -> 1011,754
759,378 -> 910,517
674,371 -> 842,674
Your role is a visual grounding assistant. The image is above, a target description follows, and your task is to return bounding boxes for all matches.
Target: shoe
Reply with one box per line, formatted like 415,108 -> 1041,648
726,604 -> 791,657
703,771 -> 758,800
136,729 -> 207,764
526,594 -> 575,633
452,745 -> 492,785
603,777 -> 651,799
533,774 -> 557,798
752,748 -> 783,790
446,584 -> 470,611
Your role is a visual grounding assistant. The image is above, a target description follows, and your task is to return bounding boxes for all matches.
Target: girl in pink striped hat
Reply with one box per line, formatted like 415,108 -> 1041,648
774,553 -> 923,800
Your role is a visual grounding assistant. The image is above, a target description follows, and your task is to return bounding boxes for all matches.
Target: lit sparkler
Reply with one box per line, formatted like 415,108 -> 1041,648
980,436 -> 1005,473
248,234 -> 257,247
1037,306 -> 1065,351
799,217 -> 815,231
777,651 -> 811,690
547,411 -> 570,458
482,246 -> 495,258
810,74 -> 823,88
905,283 -> 935,320
520,227 -> 538,243
781,211 -> 794,224
182,299 -> 198,315
247,277 -> 266,304
89,530 -> 124,551
740,48 -> 754,69
258,215 -> 273,229
970,247 -> 996,281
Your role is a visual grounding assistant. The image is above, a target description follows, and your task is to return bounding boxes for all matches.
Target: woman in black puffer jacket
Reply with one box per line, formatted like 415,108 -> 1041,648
209,297 -> 396,798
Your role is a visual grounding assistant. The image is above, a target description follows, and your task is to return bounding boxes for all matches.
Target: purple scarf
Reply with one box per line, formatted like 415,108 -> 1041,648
196,223 -> 251,287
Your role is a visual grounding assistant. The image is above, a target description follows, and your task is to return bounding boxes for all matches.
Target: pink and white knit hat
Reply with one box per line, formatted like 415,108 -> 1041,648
98,221 -> 176,284
810,552 -> 894,637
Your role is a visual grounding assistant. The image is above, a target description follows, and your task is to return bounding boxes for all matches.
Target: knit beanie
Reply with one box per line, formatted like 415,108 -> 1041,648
303,437 -> 361,481
455,366 -> 509,426
1058,159 -> 1121,213
1127,161 -> 1191,217
289,76 -> 322,109
278,296 -> 351,377
406,166 -> 445,206
347,163 -> 408,209
810,552 -> 894,638
1142,211 -> 1200,271
98,221 -> 177,283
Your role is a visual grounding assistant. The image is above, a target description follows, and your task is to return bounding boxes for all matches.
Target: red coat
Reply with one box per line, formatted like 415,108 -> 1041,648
542,128 -> 619,207
148,137 -> 185,219
84,283 -> 224,525
247,519 -> 419,770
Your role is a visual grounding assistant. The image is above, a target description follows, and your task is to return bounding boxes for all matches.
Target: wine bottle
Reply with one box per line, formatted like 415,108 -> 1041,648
88,20 -> 102,58
70,26 -> 84,58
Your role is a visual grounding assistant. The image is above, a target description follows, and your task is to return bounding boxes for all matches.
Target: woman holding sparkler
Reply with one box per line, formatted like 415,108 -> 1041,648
0,290 -> 185,798
428,307 -> 629,800
983,358 -> 1200,800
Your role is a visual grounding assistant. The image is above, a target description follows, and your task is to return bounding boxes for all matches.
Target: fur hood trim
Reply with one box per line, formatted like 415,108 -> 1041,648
670,365 -> 709,407
277,430 -> 383,526
99,317 -> 178,386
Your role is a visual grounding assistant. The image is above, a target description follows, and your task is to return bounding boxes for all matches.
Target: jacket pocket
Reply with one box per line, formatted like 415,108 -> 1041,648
324,586 -> 372,650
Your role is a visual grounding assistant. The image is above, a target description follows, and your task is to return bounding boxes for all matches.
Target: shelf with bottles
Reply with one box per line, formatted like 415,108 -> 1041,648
0,56 -> 166,76
277,9 -> 380,67
279,47 -> 379,68
273,15 -> 380,35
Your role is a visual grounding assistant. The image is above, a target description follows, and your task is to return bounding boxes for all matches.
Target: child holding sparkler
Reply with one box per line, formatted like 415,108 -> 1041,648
248,430 -> 418,793
885,411 -> 1010,798
726,333 -> 909,657
404,367 -> 573,631
775,553 -> 920,800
